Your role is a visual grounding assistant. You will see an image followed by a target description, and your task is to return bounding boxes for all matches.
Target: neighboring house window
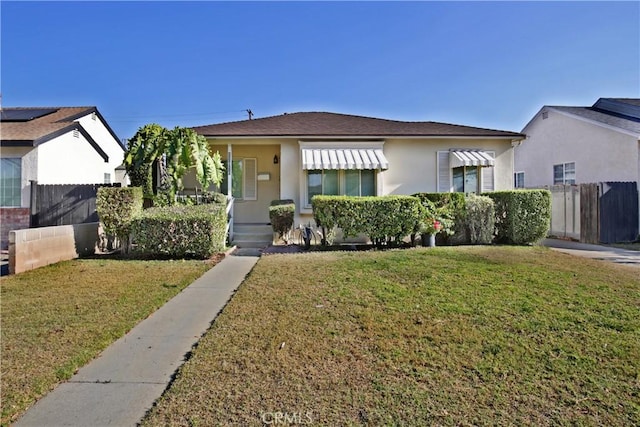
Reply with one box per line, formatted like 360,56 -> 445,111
437,151 -> 495,193
306,169 -> 376,205
220,158 -> 257,200
0,158 -> 22,207
514,172 -> 525,188
104,173 -> 112,184
553,162 -> 576,185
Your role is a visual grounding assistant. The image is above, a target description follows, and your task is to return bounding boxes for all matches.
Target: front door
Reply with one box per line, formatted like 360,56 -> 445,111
224,145 -> 280,223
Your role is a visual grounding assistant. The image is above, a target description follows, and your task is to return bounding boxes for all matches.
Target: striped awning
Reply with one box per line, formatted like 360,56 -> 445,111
450,150 -> 495,168
301,148 -> 389,170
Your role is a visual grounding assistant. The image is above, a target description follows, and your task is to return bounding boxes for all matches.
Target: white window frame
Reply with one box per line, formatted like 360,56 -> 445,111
1,158 -> 22,207
437,150 -> 495,193
514,171 -> 525,189
553,162 -> 576,185
304,169 -> 377,208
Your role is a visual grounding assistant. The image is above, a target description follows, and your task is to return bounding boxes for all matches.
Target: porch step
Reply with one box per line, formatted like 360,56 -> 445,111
232,224 -> 273,249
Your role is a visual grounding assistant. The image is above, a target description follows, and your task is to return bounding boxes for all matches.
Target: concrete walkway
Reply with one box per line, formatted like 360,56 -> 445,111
542,238 -> 640,268
15,253 -> 260,427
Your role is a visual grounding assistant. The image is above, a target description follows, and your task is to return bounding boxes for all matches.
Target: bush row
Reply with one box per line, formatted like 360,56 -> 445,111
312,195 -> 423,246
130,204 -> 227,258
313,190 -> 551,246
97,187 -> 228,258
485,190 -> 551,245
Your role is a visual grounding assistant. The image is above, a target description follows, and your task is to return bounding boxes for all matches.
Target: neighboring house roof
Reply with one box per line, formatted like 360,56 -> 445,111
0,106 -> 124,150
192,111 -> 525,139
523,98 -> 640,137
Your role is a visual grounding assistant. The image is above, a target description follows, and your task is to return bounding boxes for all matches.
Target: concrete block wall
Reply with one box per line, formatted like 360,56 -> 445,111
9,222 -> 99,274
1,208 -> 30,250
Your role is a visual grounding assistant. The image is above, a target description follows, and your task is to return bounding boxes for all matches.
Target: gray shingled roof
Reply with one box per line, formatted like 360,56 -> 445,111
549,105 -> 640,136
192,112 -> 525,139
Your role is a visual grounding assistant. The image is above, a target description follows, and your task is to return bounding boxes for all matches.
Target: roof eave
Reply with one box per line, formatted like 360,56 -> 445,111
63,107 -> 125,150
201,134 -> 524,140
547,107 -> 640,139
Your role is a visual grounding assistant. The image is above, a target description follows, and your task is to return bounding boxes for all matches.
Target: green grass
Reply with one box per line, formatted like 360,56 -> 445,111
142,247 -> 640,426
0,257 -> 214,426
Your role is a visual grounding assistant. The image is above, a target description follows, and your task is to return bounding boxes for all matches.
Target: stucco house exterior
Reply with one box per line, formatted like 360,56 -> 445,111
514,98 -> 640,242
189,112 -> 524,246
515,98 -> 640,188
0,106 -> 125,247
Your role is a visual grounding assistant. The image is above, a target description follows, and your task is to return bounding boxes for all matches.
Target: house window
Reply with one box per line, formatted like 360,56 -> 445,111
104,173 -> 112,184
306,169 -> 376,205
1,158 -> 22,207
553,162 -> 575,185
437,150 -> 495,193
514,172 -> 525,188
452,166 -> 479,193
220,158 -> 257,200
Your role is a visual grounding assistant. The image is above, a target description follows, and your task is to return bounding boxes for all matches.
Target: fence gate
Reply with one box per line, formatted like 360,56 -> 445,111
580,183 -> 599,244
599,182 -> 639,244
30,182 -> 120,227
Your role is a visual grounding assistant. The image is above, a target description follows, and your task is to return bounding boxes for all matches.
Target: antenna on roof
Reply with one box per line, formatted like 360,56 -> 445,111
246,109 -> 253,120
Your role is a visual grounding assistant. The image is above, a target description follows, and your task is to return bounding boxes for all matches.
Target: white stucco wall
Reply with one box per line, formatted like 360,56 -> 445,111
76,112 -> 125,175
37,131 -> 110,184
515,108 -> 640,187
381,138 -> 514,195
36,113 -> 124,185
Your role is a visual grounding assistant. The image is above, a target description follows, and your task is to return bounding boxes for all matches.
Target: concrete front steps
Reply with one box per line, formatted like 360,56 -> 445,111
231,223 -> 274,248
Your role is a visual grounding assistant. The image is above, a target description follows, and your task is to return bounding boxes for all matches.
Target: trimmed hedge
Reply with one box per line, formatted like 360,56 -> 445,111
312,195 -> 424,246
484,190 -> 551,245
464,194 -> 495,245
96,187 -> 143,247
131,204 -> 227,258
269,199 -> 295,243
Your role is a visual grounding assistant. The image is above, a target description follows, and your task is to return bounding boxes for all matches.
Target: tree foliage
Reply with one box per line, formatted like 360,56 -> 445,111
124,124 -> 166,198
124,124 -> 224,204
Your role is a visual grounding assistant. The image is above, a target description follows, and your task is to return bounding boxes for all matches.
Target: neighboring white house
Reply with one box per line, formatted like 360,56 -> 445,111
0,106 -> 125,248
187,112 -> 524,246
515,98 -> 640,188
515,98 -> 640,241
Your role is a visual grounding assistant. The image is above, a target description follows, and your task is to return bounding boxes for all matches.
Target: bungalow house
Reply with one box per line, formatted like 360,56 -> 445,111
0,106 -> 125,249
190,112 -> 524,247
514,98 -> 640,242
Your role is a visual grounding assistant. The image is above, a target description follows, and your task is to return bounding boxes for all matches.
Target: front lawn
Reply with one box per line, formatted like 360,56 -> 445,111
0,258 -> 214,426
142,247 -> 640,426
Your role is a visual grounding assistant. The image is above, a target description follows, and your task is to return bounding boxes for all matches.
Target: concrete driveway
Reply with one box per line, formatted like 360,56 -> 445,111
542,239 -> 640,268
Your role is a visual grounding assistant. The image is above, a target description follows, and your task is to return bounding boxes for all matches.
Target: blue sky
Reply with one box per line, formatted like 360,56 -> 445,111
2,1 -> 638,141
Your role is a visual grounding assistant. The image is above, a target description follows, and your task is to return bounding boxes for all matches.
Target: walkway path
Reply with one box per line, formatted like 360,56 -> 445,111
542,238 -> 640,268
15,253 -> 260,427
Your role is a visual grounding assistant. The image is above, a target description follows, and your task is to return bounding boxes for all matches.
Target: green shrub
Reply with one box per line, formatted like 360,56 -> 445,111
312,195 -> 424,246
484,190 -> 551,245
96,187 -> 143,250
413,192 -> 466,244
269,200 -> 295,244
464,194 -> 495,244
131,204 -> 227,258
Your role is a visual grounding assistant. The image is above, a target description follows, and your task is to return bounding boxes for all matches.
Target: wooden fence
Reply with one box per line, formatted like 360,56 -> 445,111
547,182 -> 638,244
30,182 -> 120,228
